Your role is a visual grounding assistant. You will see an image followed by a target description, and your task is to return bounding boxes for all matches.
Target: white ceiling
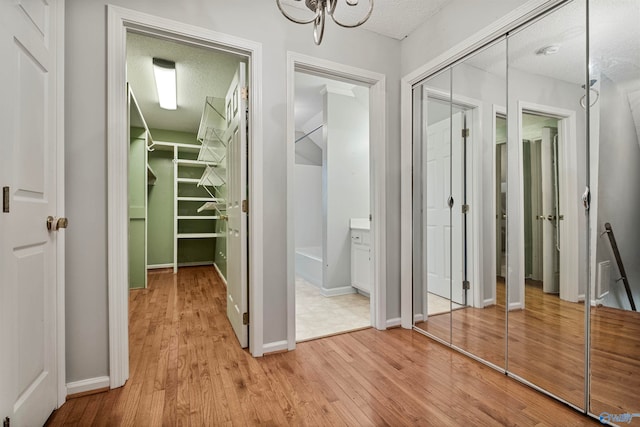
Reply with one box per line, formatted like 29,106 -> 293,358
280,0 -> 451,40
126,32 -> 243,134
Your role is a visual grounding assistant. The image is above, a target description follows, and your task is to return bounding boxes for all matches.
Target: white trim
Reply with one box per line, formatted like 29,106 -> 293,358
55,0 -> 66,408
286,52 -> 387,350
515,102 -> 579,306
320,286 -> 357,297
107,6 -> 265,388
65,376 -> 110,397
484,298 -> 495,307
386,317 -> 402,328
147,263 -> 174,270
262,340 -> 289,354
213,262 -> 227,286
400,0 -> 568,330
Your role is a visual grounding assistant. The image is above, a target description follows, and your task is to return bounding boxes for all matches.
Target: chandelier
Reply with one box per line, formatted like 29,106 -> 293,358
276,0 -> 374,45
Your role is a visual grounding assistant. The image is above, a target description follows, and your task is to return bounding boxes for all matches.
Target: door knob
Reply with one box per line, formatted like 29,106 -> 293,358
46,216 -> 69,231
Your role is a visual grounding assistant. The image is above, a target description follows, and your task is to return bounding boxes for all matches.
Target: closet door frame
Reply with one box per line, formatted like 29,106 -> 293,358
106,5 -> 265,389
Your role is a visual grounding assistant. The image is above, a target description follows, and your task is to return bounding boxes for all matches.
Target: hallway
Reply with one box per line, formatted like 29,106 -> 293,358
46,267 -> 595,425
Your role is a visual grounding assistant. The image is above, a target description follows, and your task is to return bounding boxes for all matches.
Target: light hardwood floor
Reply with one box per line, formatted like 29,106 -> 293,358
46,267 -> 598,426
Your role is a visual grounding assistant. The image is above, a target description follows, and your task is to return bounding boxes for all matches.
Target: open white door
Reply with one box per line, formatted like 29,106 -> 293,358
0,0 -> 63,425
541,127 -> 560,293
425,113 -> 464,305
225,63 -> 249,347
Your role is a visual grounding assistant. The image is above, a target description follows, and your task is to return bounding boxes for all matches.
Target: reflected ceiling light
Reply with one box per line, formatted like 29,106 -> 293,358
152,58 -> 177,110
535,45 -> 560,56
276,0 -> 374,45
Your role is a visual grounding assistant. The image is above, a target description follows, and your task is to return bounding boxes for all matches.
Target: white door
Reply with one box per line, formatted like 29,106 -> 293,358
424,113 -> 464,305
541,127 -> 560,293
0,0 -> 63,425
225,63 -> 248,347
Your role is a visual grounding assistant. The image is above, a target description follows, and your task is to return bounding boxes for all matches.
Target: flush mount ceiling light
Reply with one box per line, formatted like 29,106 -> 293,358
535,44 -> 561,56
276,0 -> 374,45
152,58 -> 177,110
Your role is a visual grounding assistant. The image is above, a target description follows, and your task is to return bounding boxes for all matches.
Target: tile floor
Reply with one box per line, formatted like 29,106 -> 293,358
295,276 -> 370,342
428,292 -> 464,315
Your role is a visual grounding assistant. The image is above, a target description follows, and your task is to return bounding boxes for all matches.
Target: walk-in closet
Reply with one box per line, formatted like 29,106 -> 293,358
126,32 -> 244,288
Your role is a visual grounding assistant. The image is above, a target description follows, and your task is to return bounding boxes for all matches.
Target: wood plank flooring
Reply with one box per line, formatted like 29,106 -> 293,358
46,267 -> 597,426
416,278 -> 640,416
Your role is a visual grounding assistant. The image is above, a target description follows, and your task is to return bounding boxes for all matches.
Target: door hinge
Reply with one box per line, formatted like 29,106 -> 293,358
462,128 -> 470,138
461,204 -> 469,214
243,312 -> 249,325
369,213 -> 372,221
3,416 -> 10,427
242,199 -> 248,213
3,186 -> 9,213
241,87 -> 248,100
463,280 -> 470,290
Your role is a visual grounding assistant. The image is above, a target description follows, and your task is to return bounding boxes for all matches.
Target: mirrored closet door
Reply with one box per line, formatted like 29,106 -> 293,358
506,0 -> 588,410
588,0 -> 640,419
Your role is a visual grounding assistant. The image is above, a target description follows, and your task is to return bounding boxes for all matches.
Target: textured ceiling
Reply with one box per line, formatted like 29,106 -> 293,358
279,0 -> 450,40
126,32 -> 243,134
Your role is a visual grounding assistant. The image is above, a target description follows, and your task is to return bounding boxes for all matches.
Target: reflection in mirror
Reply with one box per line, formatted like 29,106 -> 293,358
589,0 -> 640,417
507,0 -> 587,409
412,69 -> 452,344
449,39 -> 507,369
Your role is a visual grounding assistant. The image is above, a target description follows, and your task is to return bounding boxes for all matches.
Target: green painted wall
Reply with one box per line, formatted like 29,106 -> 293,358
150,129 -> 216,267
147,150 -> 174,266
129,127 -> 146,289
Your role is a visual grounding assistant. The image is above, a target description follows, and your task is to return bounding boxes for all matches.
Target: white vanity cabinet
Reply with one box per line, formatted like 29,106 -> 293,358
351,228 -> 371,294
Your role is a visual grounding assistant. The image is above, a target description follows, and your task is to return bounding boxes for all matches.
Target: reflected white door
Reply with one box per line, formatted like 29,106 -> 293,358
425,118 -> 450,300
424,112 -> 464,304
225,63 -> 248,347
541,127 -> 560,293
0,0 -> 62,425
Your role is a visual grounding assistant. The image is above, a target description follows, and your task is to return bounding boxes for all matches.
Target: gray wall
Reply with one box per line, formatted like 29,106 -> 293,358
596,76 -> 640,310
65,0 -> 402,383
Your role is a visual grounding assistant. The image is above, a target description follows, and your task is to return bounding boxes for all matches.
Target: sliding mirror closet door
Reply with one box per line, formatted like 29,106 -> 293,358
450,39 -> 507,369
589,0 -> 640,418
506,0 -> 588,409
412,69 -> 453,343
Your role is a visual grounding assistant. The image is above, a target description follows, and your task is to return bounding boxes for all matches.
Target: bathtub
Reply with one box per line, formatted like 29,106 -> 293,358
295,246 -> 322,287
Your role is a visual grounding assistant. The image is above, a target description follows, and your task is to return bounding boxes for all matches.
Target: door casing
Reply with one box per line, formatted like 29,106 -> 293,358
107,6 -> 264,389
285,52 -> 387,350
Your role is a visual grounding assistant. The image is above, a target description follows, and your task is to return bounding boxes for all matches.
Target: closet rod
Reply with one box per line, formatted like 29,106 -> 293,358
295,124 -> 323,144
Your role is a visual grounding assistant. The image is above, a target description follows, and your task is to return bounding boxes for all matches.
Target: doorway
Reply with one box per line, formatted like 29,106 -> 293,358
293,71 -> 372,341
108,7 -> 265,388
286,53 -> 387,350
522,112 -> 560,295
515,103 -> 580,307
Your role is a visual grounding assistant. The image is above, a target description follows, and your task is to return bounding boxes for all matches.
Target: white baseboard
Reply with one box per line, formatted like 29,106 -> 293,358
413,313 -> 424,323
509,302 -> 523,311
484,298 -> 496,307
66,376 -> 110,397
262,340 -> 289,354
320,285 -> 356,297
386,317 -> 401,328
147,263 -> 173,270
214,263 -> 227,286
178,261 -> 214,268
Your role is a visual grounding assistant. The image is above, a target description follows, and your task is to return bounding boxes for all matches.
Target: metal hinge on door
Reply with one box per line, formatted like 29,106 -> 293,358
241,87 -> 248,100
242,199 -> 249,213
461,204 -> 469,214
461,128 -> 470,138
3,186 -> 9,213
243,312 -> 249,325
463,280 -> 470,290
4,416 -> 10,427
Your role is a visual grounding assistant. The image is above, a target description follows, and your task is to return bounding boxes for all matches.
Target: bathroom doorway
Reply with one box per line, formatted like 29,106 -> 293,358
293,71 -> 372,341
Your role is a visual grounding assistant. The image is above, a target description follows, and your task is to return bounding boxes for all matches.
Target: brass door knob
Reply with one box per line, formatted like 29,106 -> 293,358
46,216 -> 69,231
